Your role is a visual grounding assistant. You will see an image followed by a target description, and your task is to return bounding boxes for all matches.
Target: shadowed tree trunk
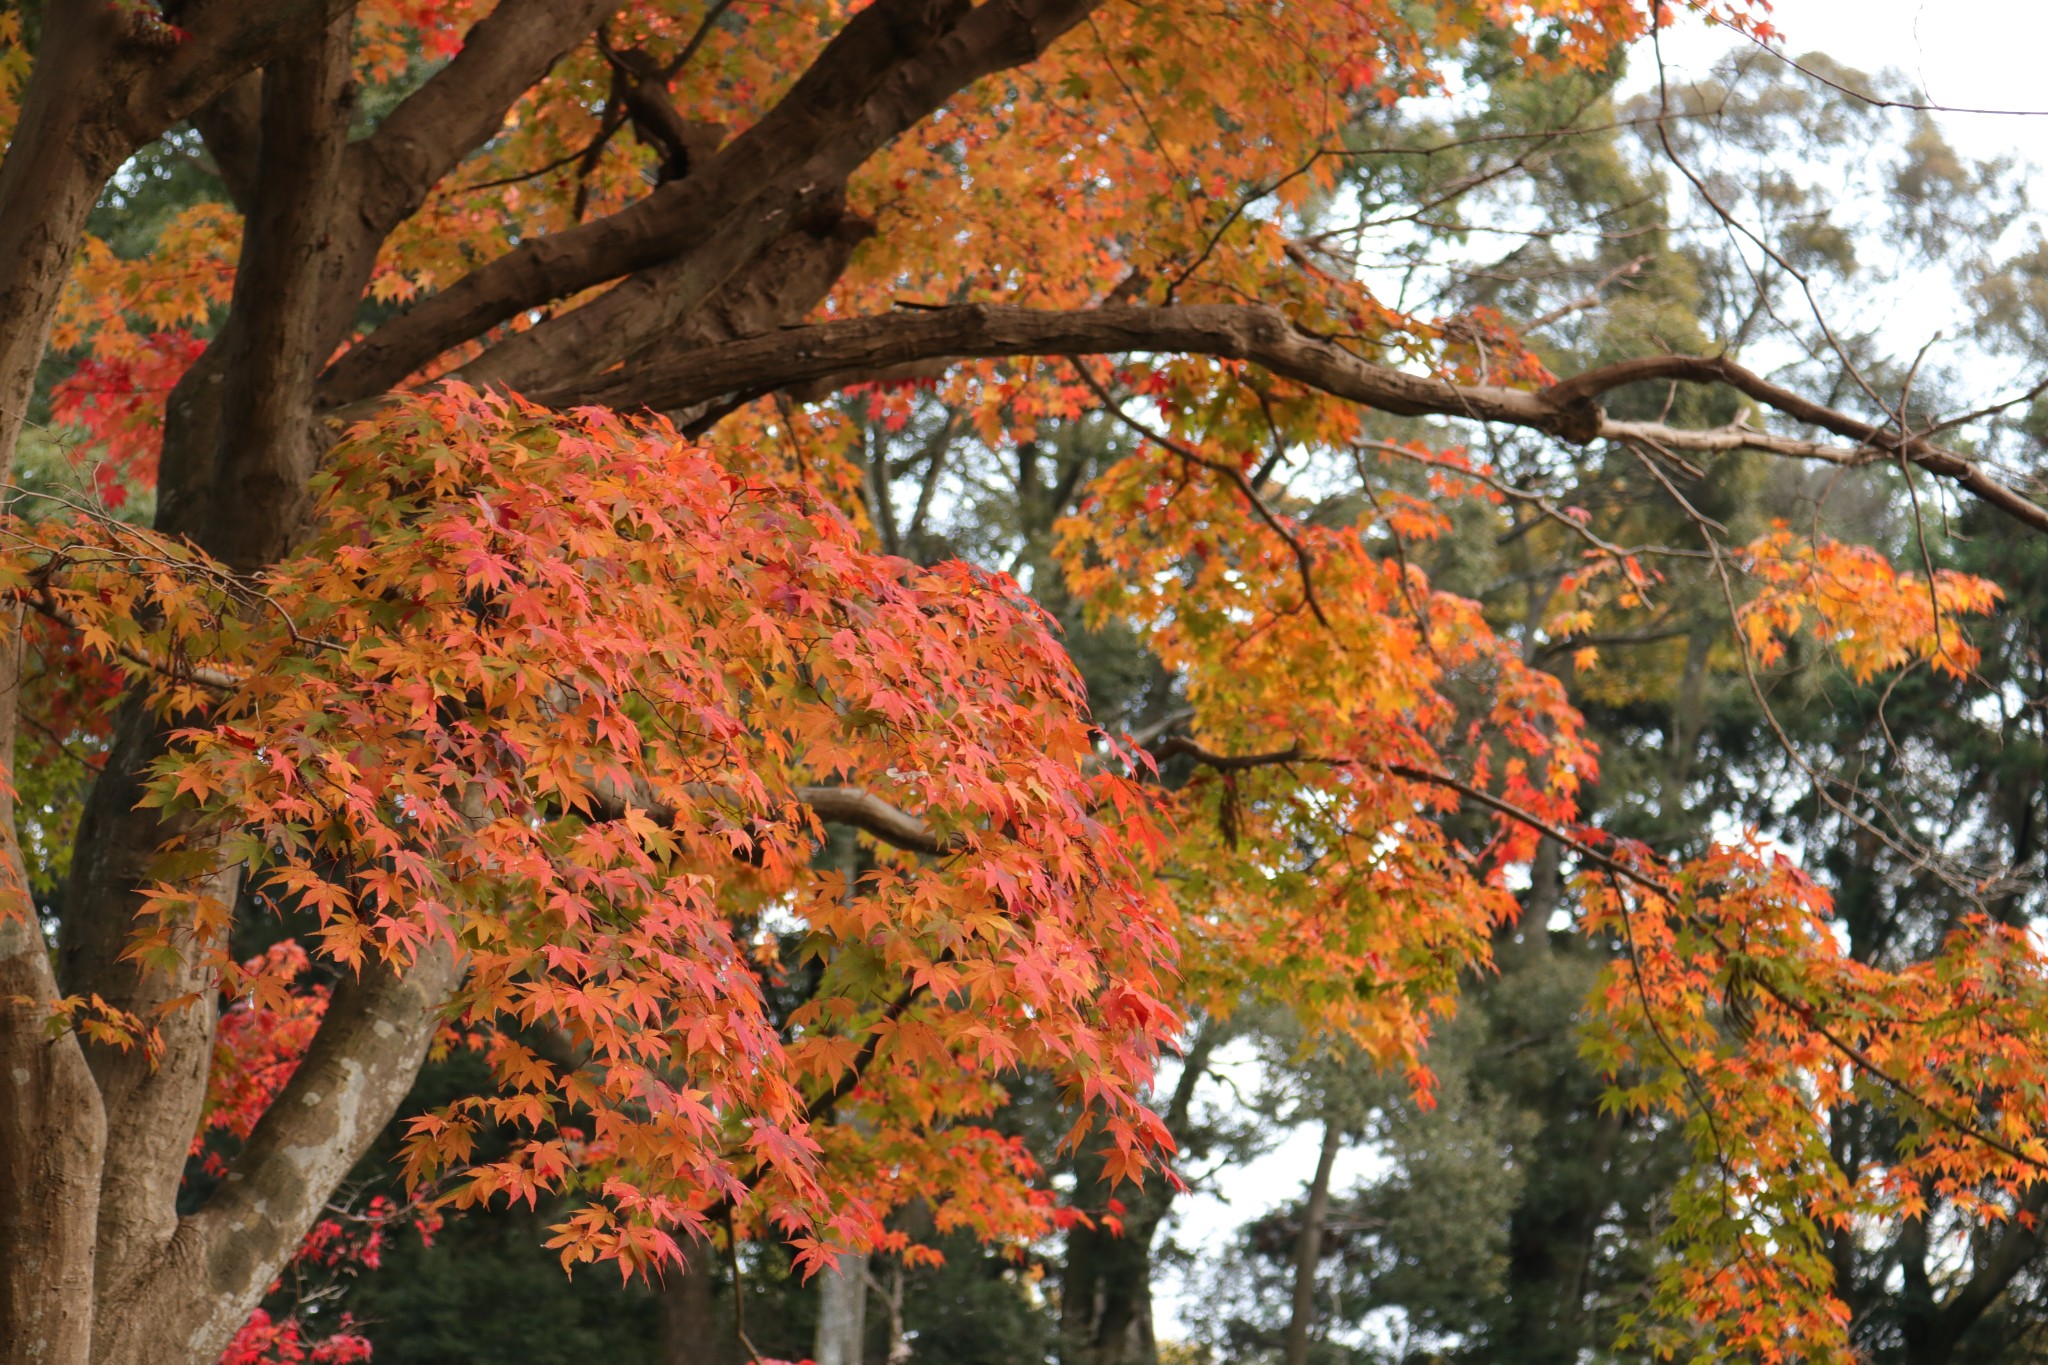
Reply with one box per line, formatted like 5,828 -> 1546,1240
0,614 -> 105,1365
1058,1020 -> 1224,1365
659,1236 -> 723,1365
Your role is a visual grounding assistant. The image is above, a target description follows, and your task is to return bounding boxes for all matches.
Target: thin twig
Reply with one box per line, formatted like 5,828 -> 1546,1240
1069,362 -> 1331,629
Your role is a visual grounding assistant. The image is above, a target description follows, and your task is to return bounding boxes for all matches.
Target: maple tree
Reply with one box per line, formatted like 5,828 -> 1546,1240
5,3 -> 2048,1364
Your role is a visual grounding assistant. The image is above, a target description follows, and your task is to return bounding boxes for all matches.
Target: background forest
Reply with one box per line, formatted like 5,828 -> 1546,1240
20,10 -> 2048,1365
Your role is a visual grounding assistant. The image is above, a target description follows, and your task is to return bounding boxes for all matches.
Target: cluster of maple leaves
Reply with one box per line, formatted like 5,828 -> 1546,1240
14,385 -> 1180,1270
12,0 -> 2048,1361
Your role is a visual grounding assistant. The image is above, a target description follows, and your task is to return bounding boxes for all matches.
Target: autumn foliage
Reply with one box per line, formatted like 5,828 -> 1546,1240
6,0 -> 2047,1361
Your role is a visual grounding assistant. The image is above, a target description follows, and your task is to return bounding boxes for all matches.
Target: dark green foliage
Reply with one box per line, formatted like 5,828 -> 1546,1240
347,1208 -> 663,1365
1186,942 -> 1686,1365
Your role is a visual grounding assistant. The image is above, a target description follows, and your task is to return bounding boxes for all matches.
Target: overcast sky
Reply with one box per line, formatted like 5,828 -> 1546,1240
1640,0 -> 2048,165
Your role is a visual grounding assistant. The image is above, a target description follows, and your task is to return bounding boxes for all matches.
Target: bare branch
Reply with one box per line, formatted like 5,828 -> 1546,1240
1157,733 -> 2048,1180
1554,352 -> 2048,533
592,782 -> 963,858
1523,254 -> 1651,330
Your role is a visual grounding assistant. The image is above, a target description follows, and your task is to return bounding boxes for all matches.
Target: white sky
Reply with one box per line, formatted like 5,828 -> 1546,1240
1640,0 -> 2048,164
1153,0 -> 2048,1342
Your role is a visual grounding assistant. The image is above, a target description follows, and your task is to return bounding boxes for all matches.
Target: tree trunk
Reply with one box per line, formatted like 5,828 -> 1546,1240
1282,1117 -> 1344,1365
0,9 -> 129,479
1058,1020 -> 1226,1365
1059,1201 -> 1160,1365
870,1257 -> 910,1365
659,1235 -> 723,1365
814,1251 -> 870,1365
54,700 -> 235,1355
0,613 -> 105,1365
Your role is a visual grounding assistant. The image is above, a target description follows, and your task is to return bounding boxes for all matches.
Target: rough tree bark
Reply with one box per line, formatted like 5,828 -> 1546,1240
569,303 -> 2048,536
0,0 -> 348,477
0,611 -> 104,1365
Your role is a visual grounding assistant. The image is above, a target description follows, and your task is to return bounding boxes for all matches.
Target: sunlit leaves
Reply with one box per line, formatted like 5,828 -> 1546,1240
1583,839 -> 2048,1362
1059,443 -> 1594,1063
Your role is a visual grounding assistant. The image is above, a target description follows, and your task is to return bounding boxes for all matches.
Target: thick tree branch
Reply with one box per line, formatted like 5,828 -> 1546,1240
458,0 -> 1104,396
317,0 -> 1104,409
187,74 -> 263,213
314,176 -> 683,407
117,0 -> 358,143
35,24 -> 362,1353
795,786 -> 962,856
515,198 -> 877,409
594,782 -> 964,858
316,0 -> 619,352
315,0 -> 973,406
625,206 -> 877,419
582,303 -> 2048,536
574,305 -> 1603,427
100,944 -> 464,1365
0,910 -> 103,1365
348,0 -> 618,238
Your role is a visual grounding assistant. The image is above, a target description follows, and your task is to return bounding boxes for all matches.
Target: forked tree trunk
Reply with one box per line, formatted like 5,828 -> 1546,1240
872,1256 -> 911,1365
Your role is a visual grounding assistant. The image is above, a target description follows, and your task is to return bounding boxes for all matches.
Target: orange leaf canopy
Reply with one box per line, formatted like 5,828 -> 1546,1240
33,0 -> 2048,1358
13,386 -> 1181,1266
